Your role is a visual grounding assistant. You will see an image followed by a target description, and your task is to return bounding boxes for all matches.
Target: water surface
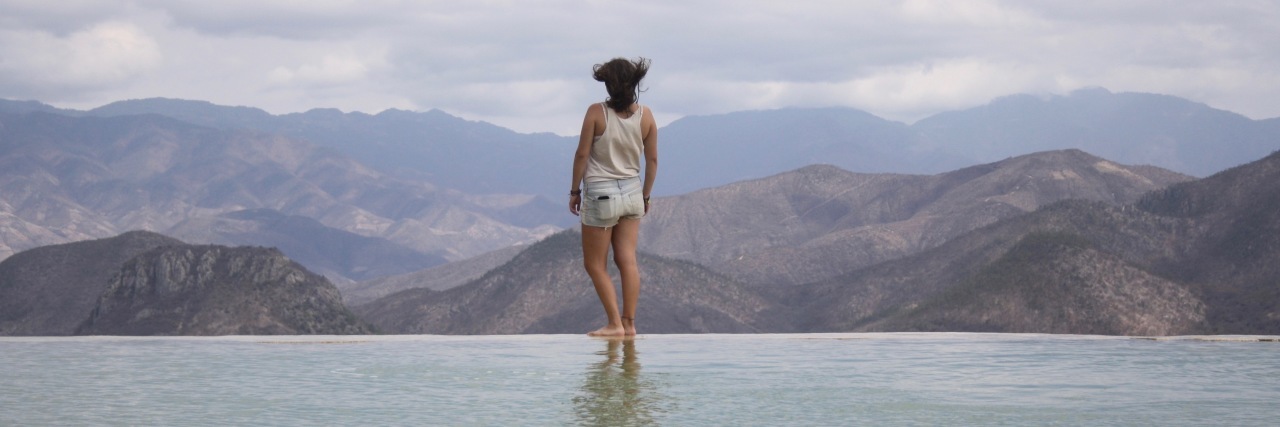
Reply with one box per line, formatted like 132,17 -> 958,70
3,333 -> 1277,425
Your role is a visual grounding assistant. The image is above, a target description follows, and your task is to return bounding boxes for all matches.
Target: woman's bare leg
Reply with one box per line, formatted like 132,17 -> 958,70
612,218 -> 641,336
582,224 -> 625,336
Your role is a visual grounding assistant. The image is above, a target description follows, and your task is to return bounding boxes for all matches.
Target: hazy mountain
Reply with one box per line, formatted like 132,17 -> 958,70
913,88 -> 1279,177
657,107 -> 932,195
354,230 -> 779,334
0,231 -> 183,336
10,87 -> 1274,200
3,88 -> 1274,291
0,99 -> 76,115
640,149 -> 1190,286
86,98 -> 576,198
164,208 -> 447,284
794,149 -> 1280,335
657,88 -> 1276,192
342,243 -> 525,306
0,111 -> 557,264
77,244 -> 371,335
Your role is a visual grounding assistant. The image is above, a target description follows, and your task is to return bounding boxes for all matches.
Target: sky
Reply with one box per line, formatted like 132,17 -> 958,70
1,0 -> 1278,135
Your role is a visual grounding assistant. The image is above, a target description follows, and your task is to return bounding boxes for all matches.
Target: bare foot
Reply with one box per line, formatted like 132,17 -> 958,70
587,325 -> 626,337
622,317 -> 637,336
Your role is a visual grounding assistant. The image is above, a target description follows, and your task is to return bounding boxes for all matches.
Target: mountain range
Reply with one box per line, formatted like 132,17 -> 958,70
0,111 -> 558,282
2,88 -> 1275,268
357,149 -> 1279,335
639,149 -> 1188,286
799,142 -> 1279,335
4,87 -> 1276,199
1,88 -> 1277,336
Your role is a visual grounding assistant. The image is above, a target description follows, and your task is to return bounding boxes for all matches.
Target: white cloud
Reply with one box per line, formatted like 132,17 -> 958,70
269,54 -> 377,86
2,0 -> 1279,134
0,21 -> 161,94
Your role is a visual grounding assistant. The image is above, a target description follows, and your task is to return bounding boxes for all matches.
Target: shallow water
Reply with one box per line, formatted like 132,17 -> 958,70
2,333 -> 1277,426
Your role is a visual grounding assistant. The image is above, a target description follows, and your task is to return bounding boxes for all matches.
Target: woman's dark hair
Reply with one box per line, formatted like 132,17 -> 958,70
593,57 -> 650,113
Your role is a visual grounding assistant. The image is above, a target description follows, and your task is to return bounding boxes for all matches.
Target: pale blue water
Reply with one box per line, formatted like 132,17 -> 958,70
2,333 -> 1277,426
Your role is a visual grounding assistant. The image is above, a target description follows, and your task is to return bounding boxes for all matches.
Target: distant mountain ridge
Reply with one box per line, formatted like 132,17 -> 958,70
1,87 -> 1275,289
913,88 -> 1280,175
83,97 -> 574,197
0,111 -> 557,267
4,87 -> 1275,198
660,88 -> 1277,192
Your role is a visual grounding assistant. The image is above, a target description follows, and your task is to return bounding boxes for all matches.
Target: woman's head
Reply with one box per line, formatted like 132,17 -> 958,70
593,57 -> 650,112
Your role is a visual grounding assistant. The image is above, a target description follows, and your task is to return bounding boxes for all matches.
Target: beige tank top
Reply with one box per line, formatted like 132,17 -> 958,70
584,102 -> 644,182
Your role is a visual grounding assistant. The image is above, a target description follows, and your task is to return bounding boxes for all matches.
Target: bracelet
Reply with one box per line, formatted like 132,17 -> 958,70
643,196 -> 651,204
570,189 -> 581,196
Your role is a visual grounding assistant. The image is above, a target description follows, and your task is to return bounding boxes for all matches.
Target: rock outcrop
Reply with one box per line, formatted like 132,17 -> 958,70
0,231 -> 183,335
78,245 -> 371,335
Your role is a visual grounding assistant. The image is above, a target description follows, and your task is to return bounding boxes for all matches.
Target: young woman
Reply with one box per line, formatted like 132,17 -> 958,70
568,57 -> 658,337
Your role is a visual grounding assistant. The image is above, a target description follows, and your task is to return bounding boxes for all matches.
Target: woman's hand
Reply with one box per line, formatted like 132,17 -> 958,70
570,194 -> 582,216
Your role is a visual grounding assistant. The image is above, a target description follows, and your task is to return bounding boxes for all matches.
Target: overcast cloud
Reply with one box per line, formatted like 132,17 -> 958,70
1,0 -> 1277,135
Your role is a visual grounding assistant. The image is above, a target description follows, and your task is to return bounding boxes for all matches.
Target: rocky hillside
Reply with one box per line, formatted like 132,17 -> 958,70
860,232 -> 1206,335
0,231 -> 183,335
791,150 -> 1280,335
361,150 -> 1280,336
354,231 -> 779,334
641,149 -> 1190,286
1135,149 -> 1280,333
78,244 -> 371,335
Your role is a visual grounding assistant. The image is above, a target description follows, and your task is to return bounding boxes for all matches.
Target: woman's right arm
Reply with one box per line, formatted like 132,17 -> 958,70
569,105 -> 599,216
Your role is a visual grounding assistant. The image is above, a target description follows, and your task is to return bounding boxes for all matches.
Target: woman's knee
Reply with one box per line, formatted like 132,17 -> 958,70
613,252 -> 637,269
583,257 -> 611,275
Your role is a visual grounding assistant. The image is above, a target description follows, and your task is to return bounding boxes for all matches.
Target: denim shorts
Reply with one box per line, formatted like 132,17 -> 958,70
581,176 -> 645,228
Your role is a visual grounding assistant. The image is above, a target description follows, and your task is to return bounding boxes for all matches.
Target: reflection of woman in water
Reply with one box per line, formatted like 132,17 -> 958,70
568,57 -> 658,337
573,338 -> 669,425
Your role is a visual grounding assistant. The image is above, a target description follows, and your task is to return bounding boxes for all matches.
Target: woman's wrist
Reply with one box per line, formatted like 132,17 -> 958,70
570,189 -> 581,196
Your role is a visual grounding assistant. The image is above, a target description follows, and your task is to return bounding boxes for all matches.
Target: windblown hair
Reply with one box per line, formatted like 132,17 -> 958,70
593,57 -> 650,113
